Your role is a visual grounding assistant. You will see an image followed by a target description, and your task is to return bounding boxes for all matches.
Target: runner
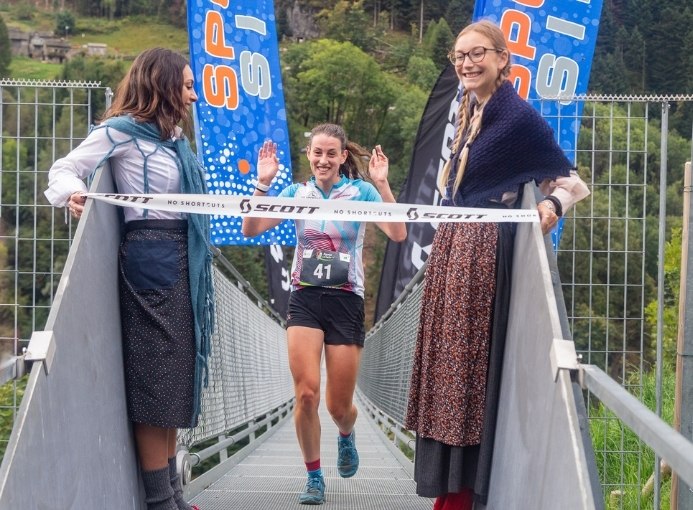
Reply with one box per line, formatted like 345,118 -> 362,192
242,123 -> 407,505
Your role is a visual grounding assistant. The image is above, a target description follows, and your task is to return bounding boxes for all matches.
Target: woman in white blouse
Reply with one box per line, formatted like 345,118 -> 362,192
45,48 -> 211,510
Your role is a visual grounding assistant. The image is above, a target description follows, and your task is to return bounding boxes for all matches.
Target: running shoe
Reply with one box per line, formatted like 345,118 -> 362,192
337,430 -> 359,478
299,474 -> 325,505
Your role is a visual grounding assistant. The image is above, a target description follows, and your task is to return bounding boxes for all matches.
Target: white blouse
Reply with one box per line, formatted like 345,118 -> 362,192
44,125 -> 185,223
499,170 -> 590,213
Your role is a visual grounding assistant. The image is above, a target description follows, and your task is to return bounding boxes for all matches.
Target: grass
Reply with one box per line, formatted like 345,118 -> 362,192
1,4 -> 56,33
0,376 -> 26,459
589,364 -> 676,509
70,17 -> 189,57
7,56 -> 62,80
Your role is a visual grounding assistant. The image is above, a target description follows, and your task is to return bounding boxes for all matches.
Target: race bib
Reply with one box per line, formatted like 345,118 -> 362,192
299,249 -> 350,288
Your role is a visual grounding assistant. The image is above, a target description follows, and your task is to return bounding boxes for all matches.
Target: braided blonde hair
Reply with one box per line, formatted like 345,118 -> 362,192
439,20 -> 513,200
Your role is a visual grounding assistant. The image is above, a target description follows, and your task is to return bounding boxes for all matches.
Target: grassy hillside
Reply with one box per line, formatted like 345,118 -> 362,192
7,56 -> 62,80
1,3 -> 188,80
69,17 -> 188,56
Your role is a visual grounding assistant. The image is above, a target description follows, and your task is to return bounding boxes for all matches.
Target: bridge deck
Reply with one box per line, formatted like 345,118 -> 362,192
189,396 -> 433,509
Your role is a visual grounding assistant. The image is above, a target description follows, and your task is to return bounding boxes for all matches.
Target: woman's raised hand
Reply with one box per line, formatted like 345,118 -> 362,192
257,140 -> 279,184
369,145 -> 389,184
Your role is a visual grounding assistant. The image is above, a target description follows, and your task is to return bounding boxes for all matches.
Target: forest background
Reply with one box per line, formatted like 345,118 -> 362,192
0,0 -> 691,349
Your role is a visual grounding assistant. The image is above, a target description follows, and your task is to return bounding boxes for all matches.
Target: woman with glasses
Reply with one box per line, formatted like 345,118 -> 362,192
404,20 -> 589,510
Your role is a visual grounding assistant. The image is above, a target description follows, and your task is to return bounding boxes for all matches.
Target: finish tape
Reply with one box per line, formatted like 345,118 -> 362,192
84,193 -> 539,223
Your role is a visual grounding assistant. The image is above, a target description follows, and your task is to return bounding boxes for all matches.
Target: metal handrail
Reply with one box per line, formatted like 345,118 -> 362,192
213,248 -> 286,327
188,400 -> 294,467
0,358 -> 21,387
580,364 -> 693,488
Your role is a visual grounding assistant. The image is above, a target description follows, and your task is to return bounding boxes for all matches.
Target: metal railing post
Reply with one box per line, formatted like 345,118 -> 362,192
654,101 -> 670,509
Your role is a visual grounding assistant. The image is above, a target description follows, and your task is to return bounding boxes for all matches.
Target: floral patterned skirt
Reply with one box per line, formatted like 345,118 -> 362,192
405,219 -> 514,502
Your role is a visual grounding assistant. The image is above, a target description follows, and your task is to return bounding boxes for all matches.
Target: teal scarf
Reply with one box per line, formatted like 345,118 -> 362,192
99,115 -> 214,426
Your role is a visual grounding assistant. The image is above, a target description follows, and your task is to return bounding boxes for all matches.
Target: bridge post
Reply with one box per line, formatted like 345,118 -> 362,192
674,161 -> 693,510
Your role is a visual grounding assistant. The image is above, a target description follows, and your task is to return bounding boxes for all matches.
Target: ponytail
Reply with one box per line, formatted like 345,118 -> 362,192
341,141 -> 370,180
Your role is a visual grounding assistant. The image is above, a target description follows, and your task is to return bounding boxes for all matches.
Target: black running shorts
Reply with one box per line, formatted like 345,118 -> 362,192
286,286 -> 365,346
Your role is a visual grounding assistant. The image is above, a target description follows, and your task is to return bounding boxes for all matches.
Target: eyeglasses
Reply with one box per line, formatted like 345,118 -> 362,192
448,46 -> 502,65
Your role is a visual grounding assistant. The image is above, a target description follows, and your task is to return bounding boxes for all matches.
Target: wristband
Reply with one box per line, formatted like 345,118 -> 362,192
255,181 -> 270,193
542,195 -> 563,217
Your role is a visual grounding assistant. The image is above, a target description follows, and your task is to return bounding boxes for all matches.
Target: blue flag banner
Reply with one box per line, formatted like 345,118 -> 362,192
187,0 -> 295,246
473,0 -> 602,249
473,0 -> 602,161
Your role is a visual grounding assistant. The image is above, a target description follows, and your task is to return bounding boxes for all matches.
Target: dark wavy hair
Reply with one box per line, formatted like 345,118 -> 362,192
308,123 -> 371,180
103,47 -> 191,140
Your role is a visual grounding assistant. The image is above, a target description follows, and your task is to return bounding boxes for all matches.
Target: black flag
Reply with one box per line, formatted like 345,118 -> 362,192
264,245 -> 291,319
374,64 -> 460,322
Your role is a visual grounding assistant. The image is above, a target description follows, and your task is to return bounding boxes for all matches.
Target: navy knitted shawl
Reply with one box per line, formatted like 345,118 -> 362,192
100,116 -> 214,426
446,80 -> 573,207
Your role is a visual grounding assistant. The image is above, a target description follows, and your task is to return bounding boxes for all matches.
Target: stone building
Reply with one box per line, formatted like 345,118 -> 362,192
8,28 -> 76,64
8,28 -> 29,57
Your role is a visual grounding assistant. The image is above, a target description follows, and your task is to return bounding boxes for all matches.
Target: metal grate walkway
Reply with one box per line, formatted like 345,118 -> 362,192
189,388 -> 433,509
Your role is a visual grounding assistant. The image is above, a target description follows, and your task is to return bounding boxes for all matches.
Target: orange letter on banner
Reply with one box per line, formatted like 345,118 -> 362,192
202,64 -> 239,110
514,0 -> 544,7
500,10 -> 536,60
211,0 -> 229,6
205,11 -> 234,59
508,65 -> 531,100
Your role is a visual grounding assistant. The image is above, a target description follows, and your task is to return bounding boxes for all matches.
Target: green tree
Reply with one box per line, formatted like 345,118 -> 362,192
646,6 -> 690,95
60,56 -> 126,120
0,16 -> 11,77
421,18 -> 438,51
217,246 -> 269,302
377,83 -> 427,189
589,51 -> 629,94
621,27 -> 646,93
424,18 -> 454,70
382,33 -> 419,73
283,39 -> 396,148
1,131 -> 50,341
644,228 -> 681,367
0,378 -> 27,459
317,0 -> 377,53
55,10 -> 76,37
561,101 -> 691,375
0,241 -> 13,341
406,54 -> 437,93
444,0 -> 474,35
